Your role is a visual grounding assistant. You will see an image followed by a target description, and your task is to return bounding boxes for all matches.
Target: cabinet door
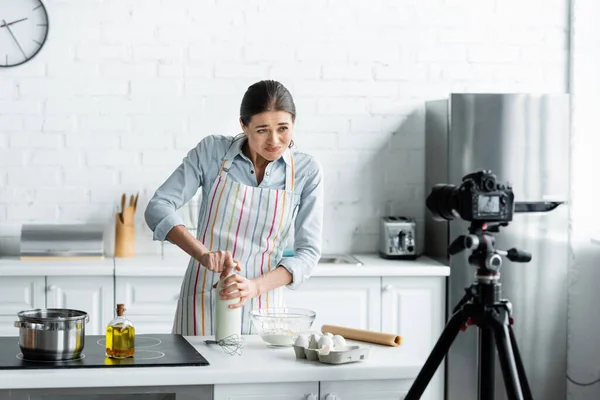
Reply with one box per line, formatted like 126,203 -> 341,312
381,276 -> 446,400
214,382 -> 319,400
0,277 -> 46,337
46,276 -> 114,335
284,277 -> 381,331
115,277 -> 182,334
320,380 -> 411,400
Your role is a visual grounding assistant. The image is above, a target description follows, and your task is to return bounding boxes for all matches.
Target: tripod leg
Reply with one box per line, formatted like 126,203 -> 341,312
508,325 -> 533,400
405,307 -> 469,400
491,323 -> 524,400
479,328 -> 495,400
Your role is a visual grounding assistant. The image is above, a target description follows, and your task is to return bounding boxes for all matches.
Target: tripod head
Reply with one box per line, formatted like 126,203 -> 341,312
448,221 -> 531,283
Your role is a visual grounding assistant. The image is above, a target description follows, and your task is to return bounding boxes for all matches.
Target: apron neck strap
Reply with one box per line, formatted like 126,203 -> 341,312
219,159 -> 233,180
285,153 -> 295,192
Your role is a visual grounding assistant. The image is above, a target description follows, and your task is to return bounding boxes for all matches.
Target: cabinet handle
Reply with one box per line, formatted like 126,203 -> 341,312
47,285 -> 57,291
324,394 -> 338,400
383,284 -> 394,292
305,394 -> 317,400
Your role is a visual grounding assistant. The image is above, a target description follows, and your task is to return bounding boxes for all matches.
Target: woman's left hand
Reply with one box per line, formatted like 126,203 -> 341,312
215,274 -> 259,309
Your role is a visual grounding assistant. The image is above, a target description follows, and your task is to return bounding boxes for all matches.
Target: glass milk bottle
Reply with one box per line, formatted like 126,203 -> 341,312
215,272 -> 242,341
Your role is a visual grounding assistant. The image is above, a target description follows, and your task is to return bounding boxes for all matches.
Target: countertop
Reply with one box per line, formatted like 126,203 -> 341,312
0,257 -> 114,276
0,254 -> 449,277
0,335 -> 420,390
115,253 -> 450,277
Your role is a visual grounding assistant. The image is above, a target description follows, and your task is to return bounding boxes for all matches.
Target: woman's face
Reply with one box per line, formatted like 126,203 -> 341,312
241,110 -> 294,162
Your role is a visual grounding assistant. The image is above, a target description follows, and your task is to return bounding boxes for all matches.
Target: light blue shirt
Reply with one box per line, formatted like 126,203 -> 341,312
144,134 -> 324,290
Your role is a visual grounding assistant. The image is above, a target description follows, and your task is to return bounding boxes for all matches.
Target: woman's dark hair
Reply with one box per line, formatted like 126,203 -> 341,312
239,80 -> 296,127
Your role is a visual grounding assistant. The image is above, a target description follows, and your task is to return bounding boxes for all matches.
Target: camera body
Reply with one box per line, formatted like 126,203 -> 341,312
426,170 -> 514,223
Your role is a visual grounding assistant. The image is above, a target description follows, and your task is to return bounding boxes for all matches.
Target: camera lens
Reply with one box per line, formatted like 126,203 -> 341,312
426,184 -> 459,221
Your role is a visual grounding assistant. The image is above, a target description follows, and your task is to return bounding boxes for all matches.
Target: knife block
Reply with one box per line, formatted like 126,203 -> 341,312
114,213 -> 135,258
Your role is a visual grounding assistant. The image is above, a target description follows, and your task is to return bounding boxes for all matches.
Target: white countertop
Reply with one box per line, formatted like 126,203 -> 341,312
0,257 -> 114,276
0,335 -> 421,390
115,253 -> 450,277
0,253 -> 449,278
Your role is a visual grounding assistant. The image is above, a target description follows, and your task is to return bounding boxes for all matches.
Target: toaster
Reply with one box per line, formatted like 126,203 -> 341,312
379,216 -> 418,260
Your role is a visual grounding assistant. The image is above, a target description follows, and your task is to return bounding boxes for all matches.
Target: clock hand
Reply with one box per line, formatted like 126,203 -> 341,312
0,18 -> 28,28
1,20 -> 27,60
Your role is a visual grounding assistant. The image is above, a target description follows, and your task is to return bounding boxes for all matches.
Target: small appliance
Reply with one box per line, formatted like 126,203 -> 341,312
378,216 -> 418,259
20,223 -> 105,259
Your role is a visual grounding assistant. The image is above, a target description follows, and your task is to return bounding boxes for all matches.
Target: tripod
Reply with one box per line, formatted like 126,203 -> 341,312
405,221 -> 534,400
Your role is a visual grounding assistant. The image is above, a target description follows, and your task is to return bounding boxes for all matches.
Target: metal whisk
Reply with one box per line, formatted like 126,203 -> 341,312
205,334 -> 244,356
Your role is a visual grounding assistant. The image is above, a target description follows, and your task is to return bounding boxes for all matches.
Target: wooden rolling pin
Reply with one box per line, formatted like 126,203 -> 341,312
321,325 -> 402,347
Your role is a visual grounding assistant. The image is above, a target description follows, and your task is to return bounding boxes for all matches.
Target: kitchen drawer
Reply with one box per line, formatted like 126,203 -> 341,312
320,379 -> 411,400
115,277 -> 182,315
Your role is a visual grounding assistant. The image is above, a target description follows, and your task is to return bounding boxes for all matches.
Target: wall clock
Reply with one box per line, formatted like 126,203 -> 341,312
0,0 -> 49,68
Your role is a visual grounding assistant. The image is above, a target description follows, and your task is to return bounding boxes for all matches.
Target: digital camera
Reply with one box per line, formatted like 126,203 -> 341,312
425,170 -> 515,222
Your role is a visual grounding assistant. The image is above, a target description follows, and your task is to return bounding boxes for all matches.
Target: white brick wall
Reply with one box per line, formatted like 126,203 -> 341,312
0,0 -> 569,256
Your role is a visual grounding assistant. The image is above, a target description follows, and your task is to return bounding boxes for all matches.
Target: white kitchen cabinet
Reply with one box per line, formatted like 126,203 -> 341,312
214,382 -> 319,400
2,385 -> 211,400
381,276 -> 445,400
46,276 -> 114,336
115,276 -> 182,334
0,277 -> 46,314
284,277 -> 381,332
319,380 -> 411,400
0,277 -> 46,336
115,276 -> 383,335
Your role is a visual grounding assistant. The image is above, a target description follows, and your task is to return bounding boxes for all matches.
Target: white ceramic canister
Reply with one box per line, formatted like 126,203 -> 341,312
214,272 -> 242,341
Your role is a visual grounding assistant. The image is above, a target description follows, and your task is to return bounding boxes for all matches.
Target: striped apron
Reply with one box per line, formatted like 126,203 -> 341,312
172,153 -> 296,336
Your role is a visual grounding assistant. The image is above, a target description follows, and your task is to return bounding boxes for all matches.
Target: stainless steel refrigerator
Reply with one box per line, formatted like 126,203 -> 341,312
424,94 -> 570,400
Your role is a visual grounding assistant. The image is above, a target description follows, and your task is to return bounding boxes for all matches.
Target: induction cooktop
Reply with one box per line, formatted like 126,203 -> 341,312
0,334 -> 209,369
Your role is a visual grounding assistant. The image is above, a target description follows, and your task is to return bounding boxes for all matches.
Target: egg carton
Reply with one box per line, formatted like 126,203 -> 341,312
292,344 -> 371,365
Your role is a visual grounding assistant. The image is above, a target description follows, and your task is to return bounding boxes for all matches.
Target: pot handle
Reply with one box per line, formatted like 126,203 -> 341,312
85,315 -> 90,324
14,321 -> 51,331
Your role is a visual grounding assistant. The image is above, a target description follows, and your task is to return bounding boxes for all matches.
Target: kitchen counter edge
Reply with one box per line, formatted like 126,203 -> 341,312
0,335 -> 422,390
115,253 -> 450,277
0,254 -> 450,277
0,257 -> 114,276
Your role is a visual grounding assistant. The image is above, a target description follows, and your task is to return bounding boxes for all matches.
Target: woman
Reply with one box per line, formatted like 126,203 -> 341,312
144,80 -> 324,336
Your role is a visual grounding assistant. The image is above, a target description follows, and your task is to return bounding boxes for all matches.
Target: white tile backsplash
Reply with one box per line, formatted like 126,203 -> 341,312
0,0 -> 568,256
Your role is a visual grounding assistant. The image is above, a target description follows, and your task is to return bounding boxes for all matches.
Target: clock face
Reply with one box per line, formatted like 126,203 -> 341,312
0,0 -> 49,67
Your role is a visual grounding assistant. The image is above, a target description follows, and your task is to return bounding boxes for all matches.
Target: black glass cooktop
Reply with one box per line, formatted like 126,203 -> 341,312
0,334 -> 209,369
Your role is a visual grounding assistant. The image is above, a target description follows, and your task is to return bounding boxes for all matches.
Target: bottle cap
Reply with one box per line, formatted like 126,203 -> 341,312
116,303 -> 126,316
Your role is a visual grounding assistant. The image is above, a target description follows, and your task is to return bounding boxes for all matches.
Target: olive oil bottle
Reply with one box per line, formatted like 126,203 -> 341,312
105,303 -> 135,359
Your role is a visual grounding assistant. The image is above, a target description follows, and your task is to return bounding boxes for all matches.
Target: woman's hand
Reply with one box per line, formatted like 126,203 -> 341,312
217,274 -> 259,309
198,250 -> 241,275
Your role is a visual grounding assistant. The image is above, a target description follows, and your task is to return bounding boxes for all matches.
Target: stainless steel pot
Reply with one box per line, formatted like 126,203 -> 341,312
14,308 -> 89,361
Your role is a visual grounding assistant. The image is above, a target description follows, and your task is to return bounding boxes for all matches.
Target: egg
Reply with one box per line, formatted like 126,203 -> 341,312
323,332 -> 333,337
318,335 -> 334,350
294,334 -> 309,348
308,333 -> 320,349
332,335 -> 346,349
318,345 -> 331,356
